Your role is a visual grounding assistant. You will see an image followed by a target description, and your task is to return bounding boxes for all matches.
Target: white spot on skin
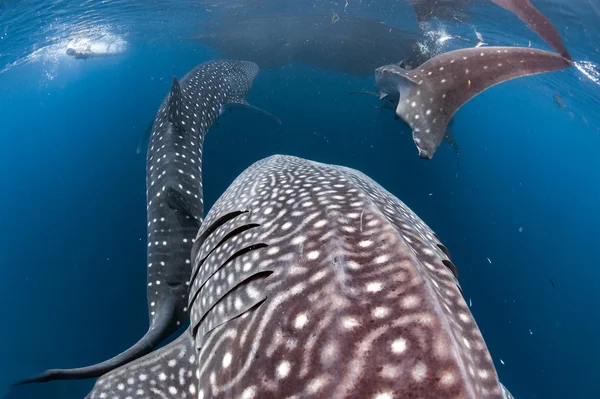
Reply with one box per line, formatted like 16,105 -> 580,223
277,361 -> 291,378
294,312 -> 309,329
341,316 -> 360,329
366,281 -> 383,293
440,371 -> 456,386
242,386 -> 256,399
372,307 -> 390,318
374,255 -> 388,264
412,362 -> 428,382
391,338 -> 407,354
374,393 -> 393,399
402,295 -> 420,309
222,352 -> 232,368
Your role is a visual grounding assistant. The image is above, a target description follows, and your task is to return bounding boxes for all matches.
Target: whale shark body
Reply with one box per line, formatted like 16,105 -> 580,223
193,13 -> 428,77
17,59 -> 278,384
375,46 -> 572,159
86,153 -> 513,398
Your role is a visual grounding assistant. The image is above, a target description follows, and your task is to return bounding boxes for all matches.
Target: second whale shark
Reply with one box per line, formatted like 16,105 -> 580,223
17,59 -> 280,384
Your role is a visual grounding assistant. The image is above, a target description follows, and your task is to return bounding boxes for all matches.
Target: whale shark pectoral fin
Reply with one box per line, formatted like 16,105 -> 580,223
136,120 -> 154,155
349,90 -> 380,98
84,329 -> 197,399
167,76 -> 185,132
222,99 -> 282,125
14,295 -> 179,385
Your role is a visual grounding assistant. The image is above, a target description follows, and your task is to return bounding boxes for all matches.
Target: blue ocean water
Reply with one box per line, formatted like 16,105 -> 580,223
0,1 -> 599,398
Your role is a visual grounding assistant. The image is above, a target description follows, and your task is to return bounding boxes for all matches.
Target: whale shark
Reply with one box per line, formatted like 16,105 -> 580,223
83,152 -> 515,398
375,46 -> 572,159
16,59 -> 279,384
192,13 -> 428,77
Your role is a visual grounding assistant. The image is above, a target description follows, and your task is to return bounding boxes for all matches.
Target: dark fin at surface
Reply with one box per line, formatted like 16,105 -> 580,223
85,329 -> 196,399
379,46 -> 571,159
15,296 -> 179,384
223,99 -> 282,125
491,0 -> 571,60
136,120 -> 154,155
167,76 -> 186,132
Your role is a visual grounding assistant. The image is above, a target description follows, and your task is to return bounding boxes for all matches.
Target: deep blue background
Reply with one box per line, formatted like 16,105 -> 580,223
1,8 -> 600,399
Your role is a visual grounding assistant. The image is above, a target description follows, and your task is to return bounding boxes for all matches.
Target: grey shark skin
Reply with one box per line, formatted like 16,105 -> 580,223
490,0 -> 571,60
86,154 -> 513,399
375,46 -> 572,159
16,60 -> 269,384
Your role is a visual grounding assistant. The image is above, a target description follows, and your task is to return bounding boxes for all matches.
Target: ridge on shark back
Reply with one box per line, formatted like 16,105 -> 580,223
374,46 -> 572,159
16,59 -> 280,384
86,153 -> 516,399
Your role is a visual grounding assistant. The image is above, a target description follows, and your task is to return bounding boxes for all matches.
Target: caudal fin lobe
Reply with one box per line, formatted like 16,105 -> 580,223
15,295 -> 179,384
376,46 -> 572,159
491,0 -> 571,60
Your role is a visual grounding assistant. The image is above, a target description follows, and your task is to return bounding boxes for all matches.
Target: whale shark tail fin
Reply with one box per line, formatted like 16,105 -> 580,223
15,295 -> 179,384
377,46 -> 572,159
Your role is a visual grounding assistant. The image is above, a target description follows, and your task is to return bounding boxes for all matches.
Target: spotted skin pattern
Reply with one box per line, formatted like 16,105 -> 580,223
189,154 -> 504,398
86,154 -> 515,399
375,46 -> 572,159
87,330 -> 197,399
144,59 -> 260,337
17,60 -> 262,384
